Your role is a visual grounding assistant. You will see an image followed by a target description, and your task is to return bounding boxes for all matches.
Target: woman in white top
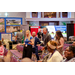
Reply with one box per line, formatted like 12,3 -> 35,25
46,40 -> 63,62
38,40 -> 63,62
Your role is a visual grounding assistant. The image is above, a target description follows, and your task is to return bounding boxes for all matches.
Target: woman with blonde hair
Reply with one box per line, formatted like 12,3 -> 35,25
19,30 -> 34,59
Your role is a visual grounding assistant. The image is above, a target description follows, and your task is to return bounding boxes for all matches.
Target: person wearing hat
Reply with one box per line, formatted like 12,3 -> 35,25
42,40 -> 63,62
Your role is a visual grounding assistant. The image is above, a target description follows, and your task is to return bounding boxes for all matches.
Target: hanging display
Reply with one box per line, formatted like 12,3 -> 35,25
6,26 -> 20,33
0,17 -> 22,40
0,19 -> 5,32
6,19 -> 21,25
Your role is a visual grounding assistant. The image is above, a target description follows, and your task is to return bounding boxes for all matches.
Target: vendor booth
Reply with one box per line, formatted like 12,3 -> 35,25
0,17 -> 22,50
30,26 -> 40,36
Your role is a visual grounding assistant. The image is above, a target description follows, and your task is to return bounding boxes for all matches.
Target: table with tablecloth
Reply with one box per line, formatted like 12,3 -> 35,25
10,50 -> 22,62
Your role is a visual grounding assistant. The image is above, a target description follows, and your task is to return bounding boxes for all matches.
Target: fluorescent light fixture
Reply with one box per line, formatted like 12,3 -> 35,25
5,12 -> 8,17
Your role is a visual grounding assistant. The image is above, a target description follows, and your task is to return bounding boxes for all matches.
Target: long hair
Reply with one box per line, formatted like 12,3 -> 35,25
56,30 -> 63,40
25,30 -> 31,41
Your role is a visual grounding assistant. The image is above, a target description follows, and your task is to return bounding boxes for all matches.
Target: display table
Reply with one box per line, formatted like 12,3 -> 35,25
16,45 -> 23,52
10,50 -> 22,62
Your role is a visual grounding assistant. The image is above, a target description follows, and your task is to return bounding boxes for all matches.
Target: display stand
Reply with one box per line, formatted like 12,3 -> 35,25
0,17 -> 22,41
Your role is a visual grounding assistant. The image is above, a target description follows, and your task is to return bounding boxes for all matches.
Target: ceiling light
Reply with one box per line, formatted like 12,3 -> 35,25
5,12 -> 8,17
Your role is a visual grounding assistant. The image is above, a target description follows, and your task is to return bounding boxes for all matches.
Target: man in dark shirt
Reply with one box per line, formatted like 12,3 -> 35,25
37,29 -> 43,41
32,32 -> 41,60
41,28 -> 51,51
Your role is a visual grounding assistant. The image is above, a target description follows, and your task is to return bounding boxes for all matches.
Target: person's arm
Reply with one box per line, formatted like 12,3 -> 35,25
41,35 -> 51,50
57,38 -> 64,49
28,38 -> 34,45
37,38 -> 41,44
18,43 -> 25,46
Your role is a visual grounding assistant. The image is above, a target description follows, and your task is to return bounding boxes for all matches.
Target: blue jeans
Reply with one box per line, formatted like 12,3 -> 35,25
33,48 -> 39,60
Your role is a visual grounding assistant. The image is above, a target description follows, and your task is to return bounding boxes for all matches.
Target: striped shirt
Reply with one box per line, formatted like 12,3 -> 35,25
0,45 -> 4,57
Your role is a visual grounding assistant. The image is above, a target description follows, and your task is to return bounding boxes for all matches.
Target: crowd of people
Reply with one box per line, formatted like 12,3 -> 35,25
0,27 -> 75,62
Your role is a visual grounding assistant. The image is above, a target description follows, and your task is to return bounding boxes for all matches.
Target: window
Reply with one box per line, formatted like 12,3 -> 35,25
44,12 -> 56,18
32,12 -> 38,18
40,22 -> 49,26
39,21 -> 59,26
62,12 -> 68,18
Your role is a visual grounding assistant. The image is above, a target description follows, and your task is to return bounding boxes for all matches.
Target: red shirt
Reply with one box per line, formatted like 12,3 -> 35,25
0,45 -> 4,56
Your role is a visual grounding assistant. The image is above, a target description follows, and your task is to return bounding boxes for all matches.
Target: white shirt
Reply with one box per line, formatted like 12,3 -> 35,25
47,51 -> 63,62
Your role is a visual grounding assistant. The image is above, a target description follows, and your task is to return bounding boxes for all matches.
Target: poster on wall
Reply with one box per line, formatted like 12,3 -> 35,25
1,33 -> 11,41
0,19 -> 5,32
46,26 -> 56,38
55,26 -> 67,37
6,26 -> 20,33
6,19 -> 21,25
46,26 -> 67,38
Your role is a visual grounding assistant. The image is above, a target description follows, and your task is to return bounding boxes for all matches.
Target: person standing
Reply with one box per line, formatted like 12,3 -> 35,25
37,29 -> 43,41
19,30 -> 34,59
32,32 -> 41,60
15,30 -> 23,43
41,28 -> 51,51
55,30 -> 64,55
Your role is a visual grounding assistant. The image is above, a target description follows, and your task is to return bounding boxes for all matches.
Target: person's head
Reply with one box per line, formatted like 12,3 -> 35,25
56,30 -> 63,40
64,46 -> 75,60
18,30 -> 20,32
25,30 -> 31,40
21,58 -> 32,62
26,30 -> 31,37
0,40 -> 2,46
43,28 -> 48,34
72,42 -> 75,46
39,29 -> 41,32
32,32 -> 36,37
47,40 -> 57,53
